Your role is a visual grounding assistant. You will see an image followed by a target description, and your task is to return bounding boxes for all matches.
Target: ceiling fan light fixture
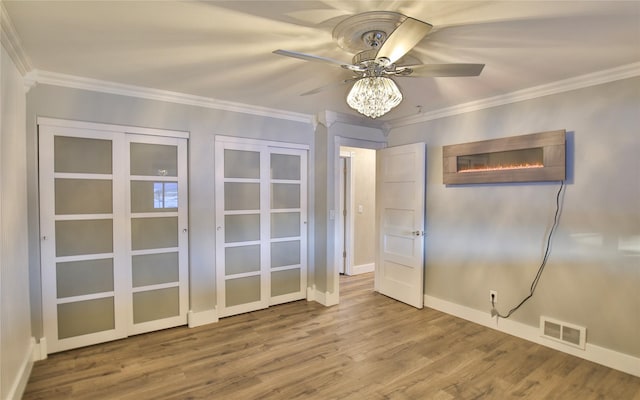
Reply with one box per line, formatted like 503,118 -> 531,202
346,76 -> 403,118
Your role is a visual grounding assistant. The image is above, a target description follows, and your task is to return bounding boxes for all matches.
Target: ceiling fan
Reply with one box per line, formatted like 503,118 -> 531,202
273,11 -> 485,118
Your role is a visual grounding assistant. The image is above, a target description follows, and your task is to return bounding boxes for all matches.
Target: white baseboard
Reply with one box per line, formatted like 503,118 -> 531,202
309,285 -> 339,307
187,308 -> 218,328
424,294 -> 640,378
6,338 -> 35,400
306,286 -> 316,302
351,263 -> 374,275
32,337 -> 47,361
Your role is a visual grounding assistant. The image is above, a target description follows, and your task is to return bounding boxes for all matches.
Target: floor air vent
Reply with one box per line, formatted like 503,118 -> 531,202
540,316 -> 586,350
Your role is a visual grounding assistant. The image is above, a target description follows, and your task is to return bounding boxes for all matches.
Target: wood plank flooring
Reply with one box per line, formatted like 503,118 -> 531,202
24,273 -> 640,399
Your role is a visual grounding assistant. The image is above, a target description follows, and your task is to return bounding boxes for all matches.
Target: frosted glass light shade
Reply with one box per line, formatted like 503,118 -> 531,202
346,77 -> 403,118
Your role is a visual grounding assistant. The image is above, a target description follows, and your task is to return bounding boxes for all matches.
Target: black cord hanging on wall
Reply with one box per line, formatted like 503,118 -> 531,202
491,180 -> 566,319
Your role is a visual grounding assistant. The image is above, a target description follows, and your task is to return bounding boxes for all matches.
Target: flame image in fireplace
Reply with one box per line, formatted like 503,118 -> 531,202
457,147 -> 544,173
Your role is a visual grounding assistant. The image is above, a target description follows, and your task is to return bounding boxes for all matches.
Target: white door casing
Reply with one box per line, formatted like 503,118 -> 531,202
375,143 -> 426,309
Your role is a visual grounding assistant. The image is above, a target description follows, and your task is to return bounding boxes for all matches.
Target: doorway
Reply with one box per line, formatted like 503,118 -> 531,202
332,137 -> 386,299
338,146 -> 376,276
333,137 -> 427,309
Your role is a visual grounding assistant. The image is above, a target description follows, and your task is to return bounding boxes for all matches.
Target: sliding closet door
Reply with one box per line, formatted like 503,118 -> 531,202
40,126 -> 127,353
215,138 -> 307,318
215,143 -> 268,317
40,120 -> 189,353
269,149 -> 307,305
127,135 -> 189,335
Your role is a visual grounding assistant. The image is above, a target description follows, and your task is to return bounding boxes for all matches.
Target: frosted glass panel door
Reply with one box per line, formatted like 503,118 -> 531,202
127,135 -> 188,335
39,126 -> 126,353
270,151 -> 307,305
216,144 -> 268,317
215,138 -> 307,318
39,120 -> 189,353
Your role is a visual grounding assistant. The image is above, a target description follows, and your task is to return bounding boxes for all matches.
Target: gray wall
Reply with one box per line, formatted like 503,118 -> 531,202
388,77 -> 640,357
26,84 -> 316,339
1,43 -> 32,398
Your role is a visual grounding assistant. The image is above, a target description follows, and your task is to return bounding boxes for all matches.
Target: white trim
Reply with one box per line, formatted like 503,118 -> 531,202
130,247 -> 179,256
215,134 -> 310,150
130,212 -> 179,219
0,1 -> 32,75
55,253 -> 114,263
32,337 -> 47,361
389,62 -> 640,129
54,172 -> 113,180
337,153 -> 354,276
131,282 -> 179,293
352,263 -> 375,275
28,70 -> 313,124
37,116 -> 189,139
306,285 -> 316,302
56,292 -> 115,304
5,338 -> 35,400
225,271 -> 262,280
55,214 -> 113,221
315,110 -> 384,130
424,294 -> 640,378
187,309 -> 219,328
312,288 -> 339,307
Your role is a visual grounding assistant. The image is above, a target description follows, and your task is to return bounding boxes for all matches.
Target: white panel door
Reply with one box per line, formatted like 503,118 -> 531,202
375,143 -> 426,309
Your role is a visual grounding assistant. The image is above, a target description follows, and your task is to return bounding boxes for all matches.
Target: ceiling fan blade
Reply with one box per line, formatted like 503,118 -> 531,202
400,63 -> 485,77
273,49 -> 347,67
300,78 -> 359,96
375,17 -> 433,64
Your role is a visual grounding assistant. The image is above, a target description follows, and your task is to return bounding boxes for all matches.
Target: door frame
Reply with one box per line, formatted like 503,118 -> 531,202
332,136 -> 386,301
338,151 -> 353,275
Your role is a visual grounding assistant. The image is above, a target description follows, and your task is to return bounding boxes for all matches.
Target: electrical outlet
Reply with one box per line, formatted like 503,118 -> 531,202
489,290 -> 497,304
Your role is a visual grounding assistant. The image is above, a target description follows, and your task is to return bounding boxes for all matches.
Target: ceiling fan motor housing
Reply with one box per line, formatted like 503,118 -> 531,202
332,11 -> 406,53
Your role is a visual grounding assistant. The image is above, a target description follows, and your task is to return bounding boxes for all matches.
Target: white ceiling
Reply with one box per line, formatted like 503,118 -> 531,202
4,1 -> 640,121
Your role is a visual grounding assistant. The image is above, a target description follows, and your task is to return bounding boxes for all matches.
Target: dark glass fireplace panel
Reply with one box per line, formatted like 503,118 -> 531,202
457,147 -> 543,173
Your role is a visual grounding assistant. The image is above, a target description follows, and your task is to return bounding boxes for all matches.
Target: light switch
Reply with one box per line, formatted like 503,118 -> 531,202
358,205 -> 364,213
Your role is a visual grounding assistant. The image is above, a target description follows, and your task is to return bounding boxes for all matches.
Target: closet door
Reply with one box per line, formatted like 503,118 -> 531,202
215,143 -> 269,317
40,120 -> 189,353
215,138 -> 307,317
269,149 -> 307,305
40,126 -> 127,353
127,135 -> 189,334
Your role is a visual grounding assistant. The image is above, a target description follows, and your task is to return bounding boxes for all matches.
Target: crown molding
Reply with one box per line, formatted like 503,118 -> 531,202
324,110 -> 386,129
388,62 -> 640,130
0,1 -> 33,75
26,69 -> 314,124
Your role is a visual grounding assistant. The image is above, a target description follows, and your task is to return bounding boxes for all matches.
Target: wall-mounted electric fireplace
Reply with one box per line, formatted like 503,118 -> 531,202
443,130 -> 566,184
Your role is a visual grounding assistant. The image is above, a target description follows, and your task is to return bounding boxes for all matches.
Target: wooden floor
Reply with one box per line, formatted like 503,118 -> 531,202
24,273 -> 640,399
